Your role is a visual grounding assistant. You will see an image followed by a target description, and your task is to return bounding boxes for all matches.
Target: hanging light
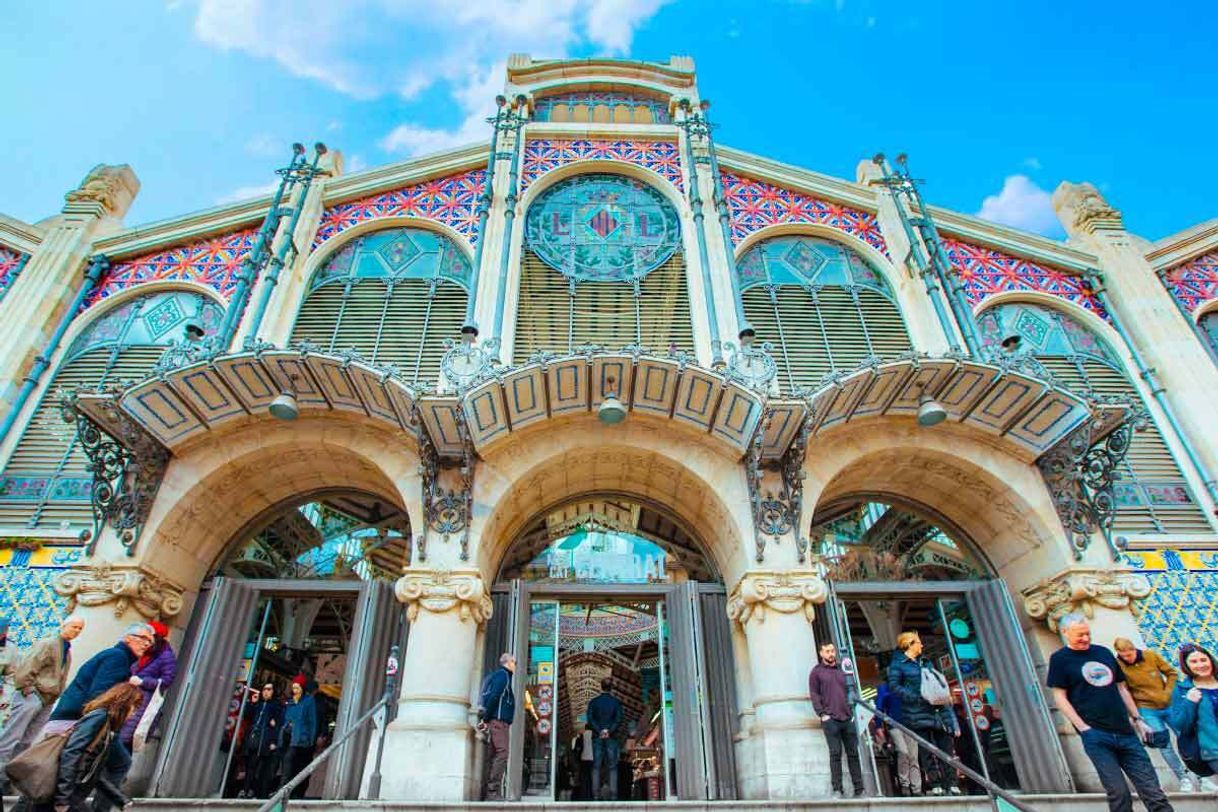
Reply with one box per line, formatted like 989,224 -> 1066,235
1000,331 -> 1023,352
917,389 -> 947,427
183,318 -> 206,342
598,376 -> 627,426
269,392 -> 299,421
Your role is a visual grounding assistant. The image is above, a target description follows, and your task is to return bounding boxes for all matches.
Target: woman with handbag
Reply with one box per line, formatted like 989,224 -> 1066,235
1167,643 -> 1218,780
886,631 -> 961,797
117,621 -> 176,751
8,682 -> 142,811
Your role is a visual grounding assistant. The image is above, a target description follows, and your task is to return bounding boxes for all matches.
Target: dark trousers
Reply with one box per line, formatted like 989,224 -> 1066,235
1079,728 -> 1174,812
286,746 -> 313,799
243,747 -> 281,798
89,739 -> 132,812
484,720 -> 510,800
915,726 -> 957,792
823,718 -> 864,793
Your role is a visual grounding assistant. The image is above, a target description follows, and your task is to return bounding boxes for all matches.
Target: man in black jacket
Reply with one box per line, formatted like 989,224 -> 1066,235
477,653 -> 516,801
809,641 -> 864,798
586,678 -> 624,800
241,683 -> 284,799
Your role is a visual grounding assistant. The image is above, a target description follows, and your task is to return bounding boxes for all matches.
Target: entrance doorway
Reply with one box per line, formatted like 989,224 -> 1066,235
152,492 -> 410,800
811,497 -> 1074,797
486,497 -> 737,801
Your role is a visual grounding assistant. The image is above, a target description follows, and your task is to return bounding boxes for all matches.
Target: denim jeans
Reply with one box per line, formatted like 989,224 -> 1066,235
1079,727 -> 1174,812
592,736 -> 620,800
822,718 -> 864,794
1138,707 -> 1188,781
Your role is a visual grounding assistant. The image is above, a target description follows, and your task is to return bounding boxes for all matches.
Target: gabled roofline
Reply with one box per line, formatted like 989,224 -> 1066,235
1146,218 -> 1218,272
716,145 -> 879,211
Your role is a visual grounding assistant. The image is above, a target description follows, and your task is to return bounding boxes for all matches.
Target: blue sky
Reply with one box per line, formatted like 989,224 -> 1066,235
2,1 -> 1215,241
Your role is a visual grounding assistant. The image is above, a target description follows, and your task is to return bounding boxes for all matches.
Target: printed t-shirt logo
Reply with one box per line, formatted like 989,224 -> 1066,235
1082,661 -> 1114,687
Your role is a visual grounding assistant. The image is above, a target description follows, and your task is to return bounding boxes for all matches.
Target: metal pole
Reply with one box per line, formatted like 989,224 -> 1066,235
1091,278 -> 1218,508
872,156 -> 962,354
367,643 -> 401,798
244,144 -> 327,345
215,144 -> 306,350
936,599 -> 990,785
490,97 -> 526,346
464,98 -> 505,327
677,102 -> 724,366
219,599 -> 273,798
0,254 -> 108,446
700,103 -> 748,329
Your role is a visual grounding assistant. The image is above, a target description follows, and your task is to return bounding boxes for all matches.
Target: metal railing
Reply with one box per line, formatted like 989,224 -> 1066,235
855,698 -> 1038,812
256,645 -> 400,812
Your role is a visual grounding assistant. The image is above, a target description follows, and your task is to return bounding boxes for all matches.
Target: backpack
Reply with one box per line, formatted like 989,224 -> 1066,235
920,665 -> 952,706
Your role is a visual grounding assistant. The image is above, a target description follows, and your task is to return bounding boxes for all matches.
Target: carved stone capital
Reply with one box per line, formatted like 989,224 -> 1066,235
727,569 -> 828,626
395,567 -> 492,625
1052,181 -> 1124,236
1022,567 -> 1151,631
62,164 -> 139,219
54,562 -> 184,619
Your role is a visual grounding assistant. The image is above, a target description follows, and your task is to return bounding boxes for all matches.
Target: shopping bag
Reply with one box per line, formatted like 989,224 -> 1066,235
133,685 -> 164,752
5,730 -> 71,802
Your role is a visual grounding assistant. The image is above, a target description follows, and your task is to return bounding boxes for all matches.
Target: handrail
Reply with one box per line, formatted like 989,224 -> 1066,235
257,644 -> 400,812
854,698 -> 1038,812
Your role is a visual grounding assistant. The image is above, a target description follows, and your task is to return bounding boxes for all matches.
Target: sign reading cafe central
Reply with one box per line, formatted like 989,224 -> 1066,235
525,173 -> 682,282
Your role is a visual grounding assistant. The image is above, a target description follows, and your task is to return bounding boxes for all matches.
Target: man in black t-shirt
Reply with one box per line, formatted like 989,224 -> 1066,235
1047,613 -> 1173,812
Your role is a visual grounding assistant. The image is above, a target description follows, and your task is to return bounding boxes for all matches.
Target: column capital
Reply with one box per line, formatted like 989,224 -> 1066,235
395,567 -> 492,625
53,561 -> 184,620
727,569 -> 828,626
1021,566 -> 1151,632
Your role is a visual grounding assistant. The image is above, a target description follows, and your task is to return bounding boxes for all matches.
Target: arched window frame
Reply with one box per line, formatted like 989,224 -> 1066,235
976,298 -> 1212,536
734,233 -> 913,393
291,225 -> 472,386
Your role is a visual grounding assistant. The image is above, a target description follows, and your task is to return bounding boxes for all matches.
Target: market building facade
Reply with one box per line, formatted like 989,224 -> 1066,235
1,55 -> 1217,802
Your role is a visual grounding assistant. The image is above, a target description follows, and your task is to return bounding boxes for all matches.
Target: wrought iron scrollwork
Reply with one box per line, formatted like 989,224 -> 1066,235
60,391 -> 170,556
745,406 -> 814,564
1038,404 -> 1139,558
416,404 -> 476,562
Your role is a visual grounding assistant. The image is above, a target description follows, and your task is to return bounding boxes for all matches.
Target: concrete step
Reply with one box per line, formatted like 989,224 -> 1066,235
116,791 -> 1218,812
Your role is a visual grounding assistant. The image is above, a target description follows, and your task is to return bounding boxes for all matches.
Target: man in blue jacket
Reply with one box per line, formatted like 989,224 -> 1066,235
478,652 -> 516,801
586,678 -> 624,800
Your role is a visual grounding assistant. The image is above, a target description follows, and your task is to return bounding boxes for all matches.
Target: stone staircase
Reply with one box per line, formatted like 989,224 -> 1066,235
116,793 -> 1218,811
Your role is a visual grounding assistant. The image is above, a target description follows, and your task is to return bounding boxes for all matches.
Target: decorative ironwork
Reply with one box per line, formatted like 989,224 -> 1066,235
1038,409 -> 1138,558
744,406 -> 813,563
723,338 -> 778,390
533,91 -> 672,124
59,391 -> 170,556
416,403 -> 476,561
524,173 -> 681,282
440,336 -> 503,392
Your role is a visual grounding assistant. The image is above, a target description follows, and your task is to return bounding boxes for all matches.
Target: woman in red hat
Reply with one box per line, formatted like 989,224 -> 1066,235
119,620 -> 178,750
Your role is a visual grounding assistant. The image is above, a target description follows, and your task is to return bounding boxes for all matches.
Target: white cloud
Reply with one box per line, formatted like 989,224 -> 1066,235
1021,157 -> 1042,171
244,133 -> 285,157
346,154 -> 369,173
975,175 -> 1063,237
193,0 -> 670,158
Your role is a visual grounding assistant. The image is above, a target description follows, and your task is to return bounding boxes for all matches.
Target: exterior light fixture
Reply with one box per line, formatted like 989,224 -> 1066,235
269,374 -> 300,421
460,322 -> 479,344
917,389 -> 947,428
183,318 -> 206,341
598,376 -> 627,426
1000,331 -> 1023,352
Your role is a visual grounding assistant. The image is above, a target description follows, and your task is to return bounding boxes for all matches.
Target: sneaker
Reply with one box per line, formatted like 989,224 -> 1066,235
931,786 -> 945,796
1179,777 -> 1196,793
853,787 -> 866,798
1200,777 -> 1218,792
830,789 -> 844,799
949,786 -> 962,796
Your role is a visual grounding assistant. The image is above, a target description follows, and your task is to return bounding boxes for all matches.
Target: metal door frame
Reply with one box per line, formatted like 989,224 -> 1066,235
828,579 -> 1072,794
498,581 -> 723,801
156,578 -> 401,799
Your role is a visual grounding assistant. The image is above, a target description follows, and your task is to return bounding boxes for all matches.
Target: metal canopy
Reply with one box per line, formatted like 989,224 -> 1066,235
72,346 -> 1120,473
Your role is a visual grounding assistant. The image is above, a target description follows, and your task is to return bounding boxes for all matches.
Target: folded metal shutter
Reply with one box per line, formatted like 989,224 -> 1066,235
698,587 -> 738,799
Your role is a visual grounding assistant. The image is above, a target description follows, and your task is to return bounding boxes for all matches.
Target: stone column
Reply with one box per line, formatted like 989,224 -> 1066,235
1021,566 -> 1152,792
0,165 -> 138,421
1053,182 -> 1218,512
727,569 -> 832,799
52,561 -> 186,672
379,567 -> 491,801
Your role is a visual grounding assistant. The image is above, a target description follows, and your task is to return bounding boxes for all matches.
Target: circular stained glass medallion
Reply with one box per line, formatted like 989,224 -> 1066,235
524,173 -> 681,282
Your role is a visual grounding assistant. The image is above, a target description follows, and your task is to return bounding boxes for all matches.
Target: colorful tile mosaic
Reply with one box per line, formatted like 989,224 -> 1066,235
0,244 -> 30,304
1162,249 -> 1218,313
719,171 -> 888,255
522,139 -> 683,193
940,237 -> 1107,318
1122,550 -> 1218,662
313,168 -> 486,249
86,228 -> 258,309
0,549 -> 80,649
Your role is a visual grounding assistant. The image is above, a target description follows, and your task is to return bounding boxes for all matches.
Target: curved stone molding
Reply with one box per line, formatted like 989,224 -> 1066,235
54,562 -> 184,619
395,568 -> 492,625
1022,567 -> 1151,631
727,569 -> 829,625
